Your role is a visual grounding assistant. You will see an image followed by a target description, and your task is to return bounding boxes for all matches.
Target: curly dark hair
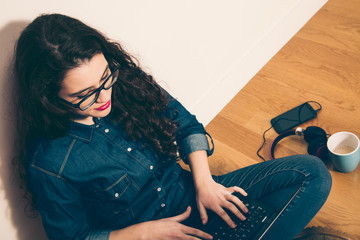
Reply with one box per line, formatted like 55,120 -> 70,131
14,14 -> 178,210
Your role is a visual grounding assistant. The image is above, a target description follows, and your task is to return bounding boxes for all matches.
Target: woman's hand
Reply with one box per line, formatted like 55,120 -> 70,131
147,206 -> 213,240
187,150 -> 248,229
195,179 -> 248,229
109,206 -> 213,240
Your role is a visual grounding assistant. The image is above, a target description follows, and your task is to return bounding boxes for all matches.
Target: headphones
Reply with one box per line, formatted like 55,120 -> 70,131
270,126 -> 329,160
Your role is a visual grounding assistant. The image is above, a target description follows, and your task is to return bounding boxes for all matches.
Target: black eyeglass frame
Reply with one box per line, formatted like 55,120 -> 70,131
58,63 -> 120,111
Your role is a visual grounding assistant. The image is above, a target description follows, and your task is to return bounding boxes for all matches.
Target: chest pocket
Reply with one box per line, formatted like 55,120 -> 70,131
93,173 -> 139,203
84,173 -> 141,228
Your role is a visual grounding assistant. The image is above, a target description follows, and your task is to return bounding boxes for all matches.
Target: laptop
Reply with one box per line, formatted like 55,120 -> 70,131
200,191 -> 298,240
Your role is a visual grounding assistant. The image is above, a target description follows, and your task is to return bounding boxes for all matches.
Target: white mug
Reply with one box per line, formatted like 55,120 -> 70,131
327,131 -> 360,173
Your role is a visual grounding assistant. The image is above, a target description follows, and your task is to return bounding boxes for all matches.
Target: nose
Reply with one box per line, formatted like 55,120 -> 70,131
96,88 -> 111,103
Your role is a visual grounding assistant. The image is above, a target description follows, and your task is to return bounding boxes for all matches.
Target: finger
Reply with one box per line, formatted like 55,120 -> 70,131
226,193 -> 249,215
197,202 -> 208,225
182,225 -> 213,240
224,195 -> 247,221
167,206 -> 192,222
216,207 -> 237,228
232,186 -> 248,197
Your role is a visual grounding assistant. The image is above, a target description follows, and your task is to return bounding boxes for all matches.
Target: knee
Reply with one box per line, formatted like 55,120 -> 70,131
301,155 -> 332,197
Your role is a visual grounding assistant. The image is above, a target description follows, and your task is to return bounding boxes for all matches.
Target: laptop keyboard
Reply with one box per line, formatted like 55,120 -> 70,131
204,200 -> 276,240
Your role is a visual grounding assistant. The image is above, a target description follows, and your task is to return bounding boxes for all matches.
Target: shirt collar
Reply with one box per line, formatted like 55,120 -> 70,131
67,118 -> 101,142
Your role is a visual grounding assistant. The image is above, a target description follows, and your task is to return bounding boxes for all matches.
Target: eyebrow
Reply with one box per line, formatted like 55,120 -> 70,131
69,65 -> 109,97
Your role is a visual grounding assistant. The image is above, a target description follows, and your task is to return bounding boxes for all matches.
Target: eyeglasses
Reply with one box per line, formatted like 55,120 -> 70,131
59,63 -> 120,111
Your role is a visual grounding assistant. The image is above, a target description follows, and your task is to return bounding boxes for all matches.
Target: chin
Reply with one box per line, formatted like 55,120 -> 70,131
74,106 -> 112,125
93,107 -> 112,118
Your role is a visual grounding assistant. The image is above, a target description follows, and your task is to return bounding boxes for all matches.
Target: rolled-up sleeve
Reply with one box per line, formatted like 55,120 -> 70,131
178,133 -> 210,160
163,90 -> 214,163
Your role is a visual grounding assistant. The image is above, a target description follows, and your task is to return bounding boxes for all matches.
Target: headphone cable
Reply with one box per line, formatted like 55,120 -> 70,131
256,101 -> 322,161
256,125 -> 273,161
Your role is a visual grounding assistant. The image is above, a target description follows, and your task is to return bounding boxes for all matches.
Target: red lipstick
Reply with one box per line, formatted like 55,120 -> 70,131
96,100 -> 111,111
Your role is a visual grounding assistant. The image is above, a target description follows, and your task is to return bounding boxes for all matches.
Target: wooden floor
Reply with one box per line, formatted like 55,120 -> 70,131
205,0 -> 360,237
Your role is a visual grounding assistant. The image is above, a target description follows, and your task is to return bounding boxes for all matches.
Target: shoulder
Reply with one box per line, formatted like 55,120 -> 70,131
27,135 -> 78,178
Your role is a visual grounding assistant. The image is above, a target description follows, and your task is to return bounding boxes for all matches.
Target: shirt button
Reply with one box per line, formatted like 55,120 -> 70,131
157,187 -> 162,192
95,125 -> 100,128
114,193 -> 119,198
105,129 -> 109,133
161,203 -> 166,208
149,165 -> 154,170
127,147 -> 132,152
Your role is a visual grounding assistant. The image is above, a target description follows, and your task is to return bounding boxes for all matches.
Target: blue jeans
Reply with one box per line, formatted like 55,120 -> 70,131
184,155 -> 332,240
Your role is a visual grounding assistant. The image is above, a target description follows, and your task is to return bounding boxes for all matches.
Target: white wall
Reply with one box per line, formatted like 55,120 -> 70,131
0,0 -> 327,239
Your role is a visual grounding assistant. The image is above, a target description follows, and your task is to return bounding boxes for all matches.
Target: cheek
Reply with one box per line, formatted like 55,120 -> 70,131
104,88 -> 113,99
71,106 -> 92,116
80,108 -> 94,115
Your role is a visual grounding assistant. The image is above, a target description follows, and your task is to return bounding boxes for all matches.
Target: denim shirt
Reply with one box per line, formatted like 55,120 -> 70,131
27,95 -> 212,240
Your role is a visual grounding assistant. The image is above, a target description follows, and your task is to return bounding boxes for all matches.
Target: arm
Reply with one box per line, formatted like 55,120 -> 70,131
163,90 -> 247,228
27,167 -> 108,240
109,207 -> 212,240
163,91 -> 213,160
188,150 -> 248,228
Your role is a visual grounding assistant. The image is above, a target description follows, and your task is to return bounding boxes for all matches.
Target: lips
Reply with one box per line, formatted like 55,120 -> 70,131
96,100 -> 111,111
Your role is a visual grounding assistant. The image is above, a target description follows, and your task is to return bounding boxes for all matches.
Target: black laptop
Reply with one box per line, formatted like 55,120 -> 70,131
200,192 -> 293,240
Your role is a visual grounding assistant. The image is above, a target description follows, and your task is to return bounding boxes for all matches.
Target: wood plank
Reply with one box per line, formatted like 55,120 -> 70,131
205,0 -> 360,236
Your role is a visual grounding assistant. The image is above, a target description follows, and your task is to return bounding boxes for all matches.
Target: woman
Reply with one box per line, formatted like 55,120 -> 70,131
14,13 -> 331,240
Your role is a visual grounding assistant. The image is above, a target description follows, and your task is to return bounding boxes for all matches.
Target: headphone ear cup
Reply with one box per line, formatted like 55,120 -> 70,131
307,137 -> 327,155
304,126 -> 327,143
270,126 -> 329,160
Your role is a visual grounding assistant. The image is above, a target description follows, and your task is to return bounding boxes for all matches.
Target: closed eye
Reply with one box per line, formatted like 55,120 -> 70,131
69,64 -> 110,99
76,91 -> 93,99
101,66 -> 111,81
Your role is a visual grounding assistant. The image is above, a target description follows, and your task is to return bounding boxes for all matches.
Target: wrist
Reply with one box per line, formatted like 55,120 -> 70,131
193,172 -> 214,188
109,223 -> 147,240
188,151 -> 213,187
